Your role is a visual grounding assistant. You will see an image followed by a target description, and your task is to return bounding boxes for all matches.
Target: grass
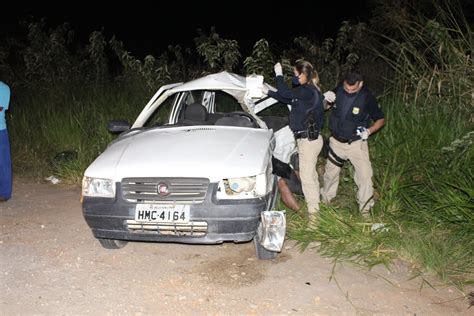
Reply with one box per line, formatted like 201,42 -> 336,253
9,82 -> 147,182
286,99 -> 473,289
5,0 -> 473,292
7,79 -> 473,290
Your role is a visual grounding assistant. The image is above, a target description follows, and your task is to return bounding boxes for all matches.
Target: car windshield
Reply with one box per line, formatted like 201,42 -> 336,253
143,90 -> 259,129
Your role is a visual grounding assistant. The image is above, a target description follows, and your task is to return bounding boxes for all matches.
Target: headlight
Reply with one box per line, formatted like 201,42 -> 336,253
82,176 -> 115,198
258,211 -> 286,252
227,176 -> 256,193
216,173 -> 267,199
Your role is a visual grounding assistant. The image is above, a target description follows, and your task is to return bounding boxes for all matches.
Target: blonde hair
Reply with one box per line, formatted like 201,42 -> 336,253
311,70 -> 321,91
295,59 -> 321,91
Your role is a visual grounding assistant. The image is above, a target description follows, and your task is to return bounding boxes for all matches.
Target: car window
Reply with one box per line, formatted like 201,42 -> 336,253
257,101 -> 290,132
143,95 -> 176,128
257,101 -> 289,117
214,91 -> 241,113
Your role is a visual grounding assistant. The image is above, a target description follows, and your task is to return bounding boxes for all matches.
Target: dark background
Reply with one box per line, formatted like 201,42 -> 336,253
1,1 -> 371,57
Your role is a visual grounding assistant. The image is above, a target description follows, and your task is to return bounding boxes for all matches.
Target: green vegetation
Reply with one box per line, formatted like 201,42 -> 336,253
1,0 -> 472,290
288,103 -> 473,288
288,1 -> 473,289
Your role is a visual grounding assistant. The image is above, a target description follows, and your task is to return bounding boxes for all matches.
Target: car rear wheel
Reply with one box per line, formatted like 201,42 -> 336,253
253,237 -> 278,260
97,238 -> 128,249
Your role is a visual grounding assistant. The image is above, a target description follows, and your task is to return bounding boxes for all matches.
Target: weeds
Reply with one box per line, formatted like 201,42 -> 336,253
2,0 -> 473,290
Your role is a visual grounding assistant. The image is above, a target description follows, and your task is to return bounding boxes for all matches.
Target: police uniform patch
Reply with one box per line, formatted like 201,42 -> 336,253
352,107 -> 360,115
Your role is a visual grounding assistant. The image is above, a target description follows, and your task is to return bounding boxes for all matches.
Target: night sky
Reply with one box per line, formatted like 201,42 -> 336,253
2,1 -> 371,57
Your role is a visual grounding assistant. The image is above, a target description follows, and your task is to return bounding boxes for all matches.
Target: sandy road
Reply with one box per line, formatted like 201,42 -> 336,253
0,179 -> 471,315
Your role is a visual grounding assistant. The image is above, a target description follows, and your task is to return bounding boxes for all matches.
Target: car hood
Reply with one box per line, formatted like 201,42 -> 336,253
84,126 -> 273,183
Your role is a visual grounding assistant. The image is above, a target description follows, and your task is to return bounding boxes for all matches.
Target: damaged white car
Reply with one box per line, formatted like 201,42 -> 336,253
81,72 -> 296,259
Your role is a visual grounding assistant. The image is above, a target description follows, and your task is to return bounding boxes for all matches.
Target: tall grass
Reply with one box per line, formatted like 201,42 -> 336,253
288,98 -> 473,287
372,0 -> 473,109
289,1 -> 473,288
9,82 -> 146,182
4,0 -> 473,291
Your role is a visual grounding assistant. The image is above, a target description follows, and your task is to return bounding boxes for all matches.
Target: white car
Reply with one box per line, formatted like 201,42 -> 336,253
81,72 -> 296,259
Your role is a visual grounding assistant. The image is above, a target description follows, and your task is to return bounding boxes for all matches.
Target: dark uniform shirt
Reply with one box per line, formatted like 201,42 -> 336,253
329,84 -> 384,141
268,76 -> 324,132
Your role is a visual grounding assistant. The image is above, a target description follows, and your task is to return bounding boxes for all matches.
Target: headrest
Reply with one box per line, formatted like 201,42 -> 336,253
214,116 -> 254,127
184,103 -> 208,121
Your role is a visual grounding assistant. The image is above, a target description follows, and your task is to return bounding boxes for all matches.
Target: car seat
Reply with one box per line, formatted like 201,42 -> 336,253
181,103 -> 208,125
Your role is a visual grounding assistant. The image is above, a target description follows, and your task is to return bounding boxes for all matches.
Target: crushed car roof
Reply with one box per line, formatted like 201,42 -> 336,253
168,71 -> 275,104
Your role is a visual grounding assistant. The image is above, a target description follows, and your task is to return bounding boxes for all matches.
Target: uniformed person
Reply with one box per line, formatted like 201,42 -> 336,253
321,72 -> 385,215
262,60 -> 324,219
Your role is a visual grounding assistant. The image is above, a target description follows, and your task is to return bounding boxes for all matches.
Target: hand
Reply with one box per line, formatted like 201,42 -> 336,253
356,127 -> 371,141
260,85 -> 269,95
323,91 -> 336,103
274,62 -> 283,76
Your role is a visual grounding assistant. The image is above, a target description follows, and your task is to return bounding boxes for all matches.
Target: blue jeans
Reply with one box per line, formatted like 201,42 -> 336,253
0,129 -> 12,199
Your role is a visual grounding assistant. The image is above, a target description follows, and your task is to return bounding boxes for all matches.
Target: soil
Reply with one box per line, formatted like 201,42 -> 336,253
1,178 -> 472,315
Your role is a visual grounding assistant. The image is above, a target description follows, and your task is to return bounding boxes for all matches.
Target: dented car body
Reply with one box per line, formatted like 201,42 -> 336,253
81,72 -> 294,259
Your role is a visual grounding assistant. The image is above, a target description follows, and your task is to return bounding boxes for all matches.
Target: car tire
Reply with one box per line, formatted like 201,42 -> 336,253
253,237 -> 278,260
97,238 -> 128,249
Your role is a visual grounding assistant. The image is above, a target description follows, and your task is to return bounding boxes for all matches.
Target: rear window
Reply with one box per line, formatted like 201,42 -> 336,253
214,91 -> 242,113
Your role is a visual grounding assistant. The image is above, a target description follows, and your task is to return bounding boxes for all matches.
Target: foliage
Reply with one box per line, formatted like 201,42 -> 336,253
86,30 -> 109,86
371,0 -> 473,108
243,39 -> 274,79
2,4 -> 473,289
22,20 -> 78,87
288,101 -> 473,288
194,27 -> 241,73
284,21 -> 368,90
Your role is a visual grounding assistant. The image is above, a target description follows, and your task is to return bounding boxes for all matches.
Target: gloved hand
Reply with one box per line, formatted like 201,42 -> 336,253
356,127 -> 371,141
274,62 -> 283,76
323,91 -> 336,103
260,85 -> 269,95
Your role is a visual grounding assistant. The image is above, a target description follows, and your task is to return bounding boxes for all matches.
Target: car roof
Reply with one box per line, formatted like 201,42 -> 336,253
167,71 -> 274,104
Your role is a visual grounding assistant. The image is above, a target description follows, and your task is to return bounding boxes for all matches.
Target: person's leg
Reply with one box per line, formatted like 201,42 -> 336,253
297,137 -> 323,214
0,129 -> 12,200
346,140 -> 374,212
322,137 -> 345,203
278,178 -> 300,211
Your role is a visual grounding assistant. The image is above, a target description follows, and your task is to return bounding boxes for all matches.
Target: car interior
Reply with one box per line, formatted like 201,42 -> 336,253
145,90 -> 290,132
177,102 -> 257,128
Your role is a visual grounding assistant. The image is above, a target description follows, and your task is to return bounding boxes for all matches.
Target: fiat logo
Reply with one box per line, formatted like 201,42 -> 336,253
157,183 -> 170,197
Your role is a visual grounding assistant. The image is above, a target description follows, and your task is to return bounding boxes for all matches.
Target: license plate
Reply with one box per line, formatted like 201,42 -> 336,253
135,204 -> 190,223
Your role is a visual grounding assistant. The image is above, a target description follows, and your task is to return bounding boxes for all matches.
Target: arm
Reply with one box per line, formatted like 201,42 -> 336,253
366,92 -> 385,135
267,88 -> 292,105
315,91 -> 325,129
369,118 -> 385,134
271,76 -> 314,101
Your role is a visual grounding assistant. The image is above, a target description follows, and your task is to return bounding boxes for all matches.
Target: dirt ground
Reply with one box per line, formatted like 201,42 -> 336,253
1,178 -> 472,315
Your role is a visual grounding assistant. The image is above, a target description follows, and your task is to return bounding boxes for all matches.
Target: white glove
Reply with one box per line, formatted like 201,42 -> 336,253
323,91 -> 336,103
356,127 -> 371,141
260,85 -> 269,95
274,62 -> 283,76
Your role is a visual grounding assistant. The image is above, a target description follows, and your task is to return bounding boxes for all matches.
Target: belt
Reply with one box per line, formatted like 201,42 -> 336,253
294,130 -> 309,139
332,134 -> 358,144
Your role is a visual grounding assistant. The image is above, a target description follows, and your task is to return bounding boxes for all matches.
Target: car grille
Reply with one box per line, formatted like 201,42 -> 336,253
121,177 -> 209,203
125,220 -> 208,236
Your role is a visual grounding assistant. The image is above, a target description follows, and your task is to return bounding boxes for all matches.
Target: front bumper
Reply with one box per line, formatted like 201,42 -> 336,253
82,181 -> 277,244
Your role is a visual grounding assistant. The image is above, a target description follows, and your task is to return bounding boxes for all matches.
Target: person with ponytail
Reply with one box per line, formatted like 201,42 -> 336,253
261,60 -> 324,221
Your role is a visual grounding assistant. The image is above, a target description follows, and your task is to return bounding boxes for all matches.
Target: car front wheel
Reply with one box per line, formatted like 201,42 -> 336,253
97,238 -> 128,249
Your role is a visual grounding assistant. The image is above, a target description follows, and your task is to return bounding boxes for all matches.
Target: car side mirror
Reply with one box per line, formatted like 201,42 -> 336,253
107,120 -> 131,133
